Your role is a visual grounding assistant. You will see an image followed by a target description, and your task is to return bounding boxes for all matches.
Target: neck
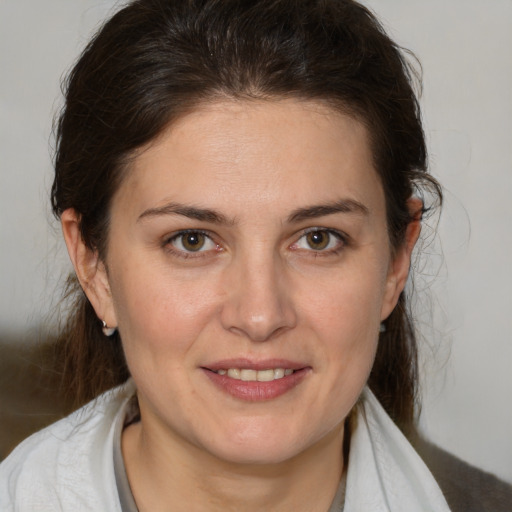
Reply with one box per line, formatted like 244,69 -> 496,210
122,417 -> 345,512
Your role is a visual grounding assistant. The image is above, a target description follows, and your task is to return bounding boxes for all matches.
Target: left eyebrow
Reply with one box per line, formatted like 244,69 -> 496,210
287,199 -> 369,223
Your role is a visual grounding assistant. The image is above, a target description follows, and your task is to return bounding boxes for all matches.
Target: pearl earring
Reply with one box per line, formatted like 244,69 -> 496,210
102,320 -> 117,337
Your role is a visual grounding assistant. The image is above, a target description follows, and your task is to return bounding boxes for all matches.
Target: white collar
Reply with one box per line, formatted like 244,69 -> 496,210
344,388 -> 451,511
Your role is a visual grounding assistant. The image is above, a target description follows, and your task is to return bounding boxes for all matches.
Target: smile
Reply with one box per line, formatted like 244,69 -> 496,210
215,368 -> 295,381
204,364 -> 309,401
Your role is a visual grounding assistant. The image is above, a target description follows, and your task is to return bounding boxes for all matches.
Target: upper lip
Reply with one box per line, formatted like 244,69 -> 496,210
202,358 -> 309,372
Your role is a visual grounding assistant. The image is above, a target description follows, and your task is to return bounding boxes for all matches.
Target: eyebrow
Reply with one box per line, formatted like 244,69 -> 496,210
137,198 -> 369,225
287,199 -> 369,223
137,202 -> 232,224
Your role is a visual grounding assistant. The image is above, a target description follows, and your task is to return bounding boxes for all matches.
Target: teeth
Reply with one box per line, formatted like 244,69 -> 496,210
256,369 -> 275,382
217,368 -> 295,381
227,368 -> 240,379
274,368 -> 285,379
241,369 -> 257,381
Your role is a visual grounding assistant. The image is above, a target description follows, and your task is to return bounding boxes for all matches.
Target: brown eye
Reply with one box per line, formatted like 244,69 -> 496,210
170,231 -> 216,253
305,230 -> 330,250
181,232 -> 205,251
292,229 -> 345,253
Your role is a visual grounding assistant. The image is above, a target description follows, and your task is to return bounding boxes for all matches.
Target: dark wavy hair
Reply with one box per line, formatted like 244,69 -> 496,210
51,0 -> 441,434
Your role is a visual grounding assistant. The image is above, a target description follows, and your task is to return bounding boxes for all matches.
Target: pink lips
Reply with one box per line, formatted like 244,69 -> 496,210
202,359 -> 310,401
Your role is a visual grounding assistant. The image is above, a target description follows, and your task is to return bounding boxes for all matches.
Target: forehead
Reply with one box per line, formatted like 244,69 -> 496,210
114,99 -> 384,220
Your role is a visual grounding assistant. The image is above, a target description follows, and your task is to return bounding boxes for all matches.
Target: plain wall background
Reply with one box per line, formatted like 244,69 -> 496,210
1,0 -> 511,482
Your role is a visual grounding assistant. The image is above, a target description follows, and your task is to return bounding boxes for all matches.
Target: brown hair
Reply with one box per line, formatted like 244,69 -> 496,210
51,0 -> 441,434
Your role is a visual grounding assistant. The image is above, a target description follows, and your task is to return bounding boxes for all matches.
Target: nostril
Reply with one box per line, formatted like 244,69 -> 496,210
227,323 -> 292,343
219,261 -> 297,341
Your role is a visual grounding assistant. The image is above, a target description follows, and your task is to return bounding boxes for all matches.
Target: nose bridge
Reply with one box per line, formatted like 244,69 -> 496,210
220,244 -> 296,341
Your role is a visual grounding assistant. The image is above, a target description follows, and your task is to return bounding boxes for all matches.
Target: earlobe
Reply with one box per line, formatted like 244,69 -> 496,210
380,198 -> 423,320
61,208 -> 117,328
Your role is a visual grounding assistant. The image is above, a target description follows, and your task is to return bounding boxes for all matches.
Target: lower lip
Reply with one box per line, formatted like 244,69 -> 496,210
203,368 -> 310,401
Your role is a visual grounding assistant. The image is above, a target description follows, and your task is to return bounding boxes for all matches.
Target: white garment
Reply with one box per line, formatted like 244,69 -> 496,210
344,389 -> 451,511
0,381 -> 136,512
0,382 -> 451,511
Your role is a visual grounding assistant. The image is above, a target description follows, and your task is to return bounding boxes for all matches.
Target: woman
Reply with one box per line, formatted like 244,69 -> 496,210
1,0 -> 510,510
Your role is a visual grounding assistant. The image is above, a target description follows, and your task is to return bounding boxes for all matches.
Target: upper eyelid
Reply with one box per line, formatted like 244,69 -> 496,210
300,226 -> 343,235
297,226 -> 347,241
166,228 -> 215,242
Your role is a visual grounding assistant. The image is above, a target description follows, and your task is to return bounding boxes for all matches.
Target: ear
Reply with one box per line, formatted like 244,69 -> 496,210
380,198 -> 423,320
61,208 -> 117,328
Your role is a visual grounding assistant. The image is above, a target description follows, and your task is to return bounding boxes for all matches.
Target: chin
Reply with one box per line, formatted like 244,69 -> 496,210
198,419 -> 331,466
207,440 -> 303,466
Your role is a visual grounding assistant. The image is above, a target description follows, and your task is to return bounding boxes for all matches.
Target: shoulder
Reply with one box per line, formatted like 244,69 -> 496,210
413,437 -> 512,512
0,380 -> 135,511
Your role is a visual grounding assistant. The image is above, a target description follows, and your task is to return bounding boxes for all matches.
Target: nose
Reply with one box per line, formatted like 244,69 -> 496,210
220,250 -> 297,342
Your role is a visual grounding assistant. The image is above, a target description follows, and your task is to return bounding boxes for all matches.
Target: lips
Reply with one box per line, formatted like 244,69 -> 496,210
202,359 -> 310,401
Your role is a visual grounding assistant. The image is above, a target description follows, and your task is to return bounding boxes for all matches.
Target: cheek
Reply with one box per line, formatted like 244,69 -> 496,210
300,263 -> 387,338
293,270 -> 383,436
108,259 -> 221,358
297,259 -> 387,384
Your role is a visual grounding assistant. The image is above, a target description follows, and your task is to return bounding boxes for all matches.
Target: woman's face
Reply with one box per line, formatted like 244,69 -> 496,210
91,100 -> 412,464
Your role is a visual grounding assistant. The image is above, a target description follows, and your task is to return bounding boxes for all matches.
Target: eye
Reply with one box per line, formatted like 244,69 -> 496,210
293,228 -> 345,252
168,230 -> 217,253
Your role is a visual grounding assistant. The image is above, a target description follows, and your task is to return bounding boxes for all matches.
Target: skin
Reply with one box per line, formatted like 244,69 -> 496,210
62,99 -> 421,511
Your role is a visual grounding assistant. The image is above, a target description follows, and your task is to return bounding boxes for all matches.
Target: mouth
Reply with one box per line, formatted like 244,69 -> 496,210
202,361 -> 309,401
213,368 -> 295,382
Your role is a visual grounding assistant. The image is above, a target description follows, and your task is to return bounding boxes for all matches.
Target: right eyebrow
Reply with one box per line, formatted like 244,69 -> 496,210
137,202 -> 233,225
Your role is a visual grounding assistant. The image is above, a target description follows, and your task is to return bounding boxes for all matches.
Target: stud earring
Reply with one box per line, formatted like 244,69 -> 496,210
102,320 -> 117,337
379,323 -> 386,333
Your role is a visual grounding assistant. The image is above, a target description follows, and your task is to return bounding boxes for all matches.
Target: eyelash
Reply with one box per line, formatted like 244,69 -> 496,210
163,229 -> 220,259
291,227 -> 348,256
163,227 -> 348,259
